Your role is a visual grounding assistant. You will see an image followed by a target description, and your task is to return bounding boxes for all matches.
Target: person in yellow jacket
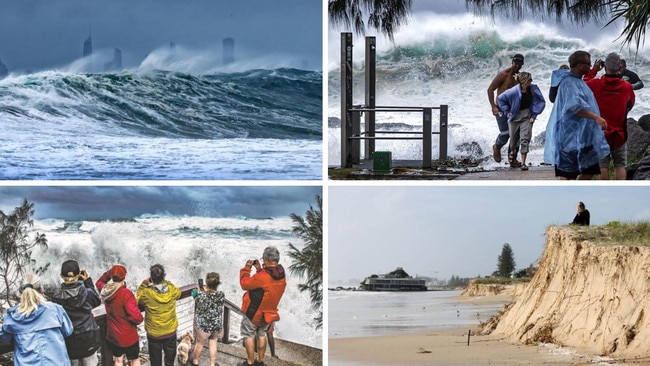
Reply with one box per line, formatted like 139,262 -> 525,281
136,264 -> 181,366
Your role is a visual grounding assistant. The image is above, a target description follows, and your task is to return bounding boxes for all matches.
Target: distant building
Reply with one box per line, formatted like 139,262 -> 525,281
83,34 -> 92,57
0,58 -> 7,78
104,48 -> 122,71
223,37 -> 235,64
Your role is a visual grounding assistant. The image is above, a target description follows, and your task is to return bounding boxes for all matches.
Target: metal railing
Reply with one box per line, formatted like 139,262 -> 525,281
343,105 -> 448,169
0,283 -> 243,364
95,283 -> 242,365
340,33 -> 448,169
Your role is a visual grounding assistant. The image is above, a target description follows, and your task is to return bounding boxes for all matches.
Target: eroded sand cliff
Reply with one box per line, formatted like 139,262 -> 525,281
482,226 -> 650,358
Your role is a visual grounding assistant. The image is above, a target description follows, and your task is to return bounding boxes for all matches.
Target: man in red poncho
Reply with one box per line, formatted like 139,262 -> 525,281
584,52 -> 635,180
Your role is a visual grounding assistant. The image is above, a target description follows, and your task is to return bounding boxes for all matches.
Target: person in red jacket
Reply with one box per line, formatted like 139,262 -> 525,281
239,246 -> 286,366
584,52 -> 635,180
97,264 -> 144,366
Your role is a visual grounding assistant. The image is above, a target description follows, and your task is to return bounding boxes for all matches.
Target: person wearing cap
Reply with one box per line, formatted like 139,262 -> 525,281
2,273 -> 74,365
238,246 -> 287,366
136,264 -> 181,366
97,264 -> 144,366
52,260 -> 102,366
544,50 -> 610,180
487,53 -> 525,166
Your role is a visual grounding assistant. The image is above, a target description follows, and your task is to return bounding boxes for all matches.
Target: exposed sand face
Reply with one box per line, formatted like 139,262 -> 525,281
485,226 -> 650,360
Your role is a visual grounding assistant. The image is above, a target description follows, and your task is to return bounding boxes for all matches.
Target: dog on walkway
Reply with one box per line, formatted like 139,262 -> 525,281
176,331 -> 195,365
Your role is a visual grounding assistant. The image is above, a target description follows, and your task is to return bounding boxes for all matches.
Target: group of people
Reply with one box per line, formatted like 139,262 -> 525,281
0,245 -> 286,366
488,51 -> 640,179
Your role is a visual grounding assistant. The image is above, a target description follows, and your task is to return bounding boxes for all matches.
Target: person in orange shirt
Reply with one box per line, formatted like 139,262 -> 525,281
239,246 -> 286,366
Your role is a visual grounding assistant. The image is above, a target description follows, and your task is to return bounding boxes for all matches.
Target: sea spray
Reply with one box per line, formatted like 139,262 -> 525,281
0,67 -> 322,180
328,13 -> 650,167
31,216 -> 321,348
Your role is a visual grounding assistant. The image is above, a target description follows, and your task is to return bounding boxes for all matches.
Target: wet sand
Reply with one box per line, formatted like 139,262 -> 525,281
329,293 -> 619,365
328,328 -> 601,365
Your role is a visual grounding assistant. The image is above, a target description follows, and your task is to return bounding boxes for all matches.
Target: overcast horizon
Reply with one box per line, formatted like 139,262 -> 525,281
329,186 -> 650,286
0,0 -> 322,73
0,186 -> 321,220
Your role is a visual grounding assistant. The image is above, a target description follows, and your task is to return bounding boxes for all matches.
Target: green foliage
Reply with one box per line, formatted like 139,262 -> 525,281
447,275 -> 472,288
496,243 -> 516,278
328,0 -> 413,41
472,277 -> 530,285
0,199 -> 48,305
287,195 -> 323,329
466,0 -> 649,50
329,1 -> 650,50
572,220 -> 650,246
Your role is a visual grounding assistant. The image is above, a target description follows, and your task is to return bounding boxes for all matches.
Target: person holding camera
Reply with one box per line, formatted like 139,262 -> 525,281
584,53 -> 635,180
190,272 -> 225,366
136,264 -> 181,366
52,260 -> 102,366
96,264 -> 143,366
239,246 -> 287,366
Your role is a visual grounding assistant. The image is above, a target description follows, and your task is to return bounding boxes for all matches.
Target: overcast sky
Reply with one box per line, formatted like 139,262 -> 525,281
0,0 -> 322,72
329,185 -> 650,285
0,186 -> 321,220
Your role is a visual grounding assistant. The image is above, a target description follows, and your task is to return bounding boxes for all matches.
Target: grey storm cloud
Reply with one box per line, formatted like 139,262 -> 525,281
0,186 -> 321,220
0,0 -> 322,72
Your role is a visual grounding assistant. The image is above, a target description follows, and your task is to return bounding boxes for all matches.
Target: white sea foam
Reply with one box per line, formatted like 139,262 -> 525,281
31,216 -> 321,348
328,12 -> 650,167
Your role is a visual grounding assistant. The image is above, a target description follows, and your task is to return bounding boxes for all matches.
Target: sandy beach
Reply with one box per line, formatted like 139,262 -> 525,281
329,293 -> 623,365
329,327 -> 601,365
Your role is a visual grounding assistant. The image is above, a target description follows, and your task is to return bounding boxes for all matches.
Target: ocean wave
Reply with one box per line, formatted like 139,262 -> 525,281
0,68 -> 322,140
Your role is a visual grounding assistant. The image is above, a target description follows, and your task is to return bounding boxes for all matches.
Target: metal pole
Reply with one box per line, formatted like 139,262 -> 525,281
351,107 -> 361,164
341,33 -> 353,168
439,105 -> 448,162
365,36 -> 376,160
423,107 -> 432,168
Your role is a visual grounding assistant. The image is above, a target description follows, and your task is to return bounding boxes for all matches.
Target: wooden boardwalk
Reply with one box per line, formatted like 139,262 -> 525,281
138,338 -> 322,366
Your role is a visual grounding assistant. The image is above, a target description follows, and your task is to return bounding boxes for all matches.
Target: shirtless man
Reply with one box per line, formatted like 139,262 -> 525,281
487,54 -> 524,166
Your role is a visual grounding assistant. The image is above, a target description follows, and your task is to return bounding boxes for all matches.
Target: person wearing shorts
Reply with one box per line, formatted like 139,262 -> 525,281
96,265 -> 143,366
191,272 -> 225,366
238,246 -> 286,366
584,52 -> 635,180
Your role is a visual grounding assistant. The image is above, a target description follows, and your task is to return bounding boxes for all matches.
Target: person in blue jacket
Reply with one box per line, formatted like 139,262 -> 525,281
497,72 -> 546,170
2,273 -> 74,366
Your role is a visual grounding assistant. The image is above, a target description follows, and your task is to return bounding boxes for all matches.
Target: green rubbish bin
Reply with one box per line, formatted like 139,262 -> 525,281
373,151 -> 392,173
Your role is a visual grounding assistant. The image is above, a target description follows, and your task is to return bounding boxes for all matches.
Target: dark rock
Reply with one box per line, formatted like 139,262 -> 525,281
456,141 -> 483,158
627,155 -> 650,180
626,119 -> 650,162
638,114 -> 650,132
534,131 -> 545,145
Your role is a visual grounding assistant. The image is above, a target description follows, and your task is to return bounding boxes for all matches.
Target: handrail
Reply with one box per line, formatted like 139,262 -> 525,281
97,283 -> 242,366
340,33 -> 448,169
0,283 -> 243,363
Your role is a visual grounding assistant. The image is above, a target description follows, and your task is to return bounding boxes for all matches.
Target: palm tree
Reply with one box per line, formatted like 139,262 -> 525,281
466,0 -> 648,49
329,0 -> 649,49
328,0 -> 412,41
0,199 -> 48,305
287,195 -> 323,328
